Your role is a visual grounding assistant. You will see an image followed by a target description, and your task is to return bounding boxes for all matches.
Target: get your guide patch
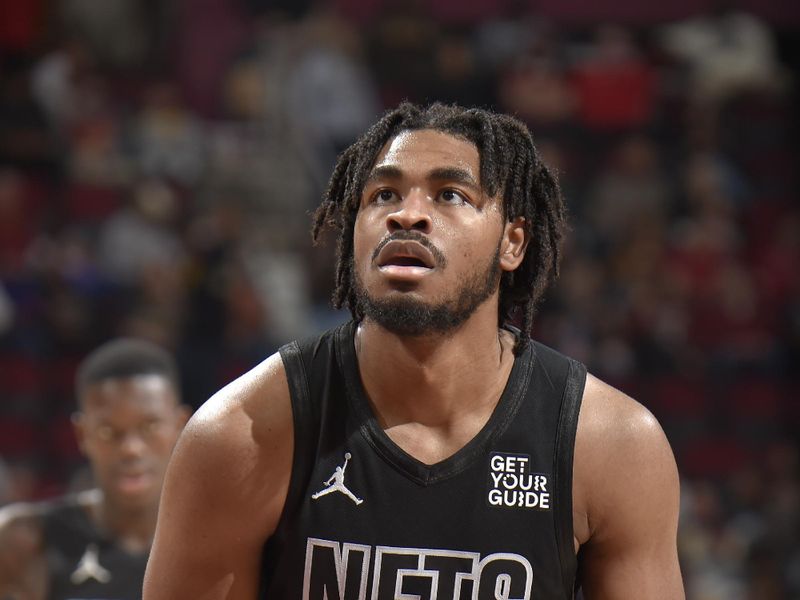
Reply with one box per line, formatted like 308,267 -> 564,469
487,452 -> 551,510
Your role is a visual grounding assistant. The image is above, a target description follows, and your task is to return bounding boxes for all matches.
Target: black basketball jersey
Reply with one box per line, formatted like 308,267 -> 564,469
42,496 -> 148,600
261,321 -> 586,599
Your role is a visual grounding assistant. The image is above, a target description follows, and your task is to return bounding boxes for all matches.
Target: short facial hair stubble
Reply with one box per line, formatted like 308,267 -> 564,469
354,233 -> 502,337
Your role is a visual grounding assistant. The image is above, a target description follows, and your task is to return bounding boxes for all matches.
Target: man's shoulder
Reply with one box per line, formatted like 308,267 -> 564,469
189,351 -> 291,443
153,351 -> 295,545
0,500 -> 51,596
0,497 -> 51,559
0,499 -> 44,531
578,374 -> 665,447
574,373 -> 679,539
572,375 -> 683,595
0,490 -> 98,535
175,349 -> 294,493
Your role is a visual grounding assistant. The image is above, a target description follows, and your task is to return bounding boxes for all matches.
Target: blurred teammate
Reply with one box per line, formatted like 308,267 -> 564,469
145,103 -> 683,598
0,339 -> 189,600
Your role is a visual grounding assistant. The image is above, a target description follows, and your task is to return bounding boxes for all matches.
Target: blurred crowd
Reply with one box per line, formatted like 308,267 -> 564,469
0,0 -> 797,598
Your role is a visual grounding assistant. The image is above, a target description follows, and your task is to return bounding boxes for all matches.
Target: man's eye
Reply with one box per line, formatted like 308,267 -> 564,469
439,189 -> 467,205
94,425 -> 116,442
140,421 -> 163,438
375,189 -> 396,203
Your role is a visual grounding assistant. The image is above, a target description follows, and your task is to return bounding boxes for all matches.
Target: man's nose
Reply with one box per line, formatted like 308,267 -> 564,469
118,431 -> 148,457
386,190 -> 432,233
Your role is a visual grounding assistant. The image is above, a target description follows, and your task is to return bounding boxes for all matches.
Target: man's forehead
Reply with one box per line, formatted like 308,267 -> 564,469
372,129 -> 481,178
81,374 -> 177,411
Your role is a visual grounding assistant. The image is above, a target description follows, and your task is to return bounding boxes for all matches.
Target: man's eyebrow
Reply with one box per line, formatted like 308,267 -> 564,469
366,165 -> 480,187
365,165 -> 403,184
427,167 -> 480,189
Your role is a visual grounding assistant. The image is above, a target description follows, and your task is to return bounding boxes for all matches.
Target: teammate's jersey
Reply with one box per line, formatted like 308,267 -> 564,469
42,496 -> 148,600
261,321 -> 586,599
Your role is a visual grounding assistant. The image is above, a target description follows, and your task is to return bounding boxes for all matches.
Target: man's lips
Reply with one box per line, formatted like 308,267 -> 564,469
375,240 -> 436,269
114,469 -> 155,494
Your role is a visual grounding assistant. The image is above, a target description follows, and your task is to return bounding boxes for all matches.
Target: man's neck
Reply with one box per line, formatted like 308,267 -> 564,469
86,491 -> 159,554
355,303 -> 517,430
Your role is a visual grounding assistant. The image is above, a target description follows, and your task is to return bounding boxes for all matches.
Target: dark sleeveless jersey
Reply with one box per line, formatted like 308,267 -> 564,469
261,321 -> 586,599
41,496 -> 148,600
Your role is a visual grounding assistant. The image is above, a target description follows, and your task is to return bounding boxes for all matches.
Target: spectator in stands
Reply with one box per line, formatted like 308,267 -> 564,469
497,28 -> 576,131
585,134 -> 671,245
658,4 -> 787,106
97,179 -> 185,287
570,24 -> 658,131
135,82 -> 207,186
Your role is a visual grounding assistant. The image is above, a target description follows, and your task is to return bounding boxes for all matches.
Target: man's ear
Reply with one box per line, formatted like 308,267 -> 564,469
174,404 -> 192,429
71,412 -> 88,455
499,216 -> 528,272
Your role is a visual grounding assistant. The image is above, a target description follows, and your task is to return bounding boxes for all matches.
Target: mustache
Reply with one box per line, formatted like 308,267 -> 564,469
371,231 -> 447,268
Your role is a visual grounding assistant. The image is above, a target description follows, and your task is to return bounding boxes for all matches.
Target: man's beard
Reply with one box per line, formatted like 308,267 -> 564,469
353,244 -> 502,337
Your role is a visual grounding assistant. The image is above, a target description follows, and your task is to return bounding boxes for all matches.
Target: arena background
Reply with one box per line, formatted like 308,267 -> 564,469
0,1 -> 798,597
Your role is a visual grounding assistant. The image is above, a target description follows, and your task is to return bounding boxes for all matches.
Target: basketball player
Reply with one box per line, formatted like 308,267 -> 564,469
144,103 -> 684,598
0,339 -> 189,600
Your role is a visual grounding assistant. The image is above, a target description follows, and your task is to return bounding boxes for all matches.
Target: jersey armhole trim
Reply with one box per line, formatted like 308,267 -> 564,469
553,358 -> 587,599
271,341 -> 314,541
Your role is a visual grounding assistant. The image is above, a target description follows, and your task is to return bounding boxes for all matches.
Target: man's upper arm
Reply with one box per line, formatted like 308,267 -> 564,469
574,374 -> 684,599
143,352 -> 294,600
0,505 -> 47,600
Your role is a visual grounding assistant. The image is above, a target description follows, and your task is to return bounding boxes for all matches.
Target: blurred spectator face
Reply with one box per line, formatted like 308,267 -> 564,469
499,57 -> 575,125
73,375 -> 187,512
134,178 -> 179,224
613,135 -> 659,176
223,61 -> 265,120
435,35 -> 473,81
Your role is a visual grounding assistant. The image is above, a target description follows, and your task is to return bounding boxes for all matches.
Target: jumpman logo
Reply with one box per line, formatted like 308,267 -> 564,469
70,543 -> 112,585
312,452 -> 364,505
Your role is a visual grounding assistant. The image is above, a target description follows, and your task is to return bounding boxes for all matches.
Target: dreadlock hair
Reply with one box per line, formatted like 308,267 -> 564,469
312,102 -> 567,355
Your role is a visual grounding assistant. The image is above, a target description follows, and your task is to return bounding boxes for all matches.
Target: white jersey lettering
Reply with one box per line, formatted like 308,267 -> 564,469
303,538 -> 533,600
